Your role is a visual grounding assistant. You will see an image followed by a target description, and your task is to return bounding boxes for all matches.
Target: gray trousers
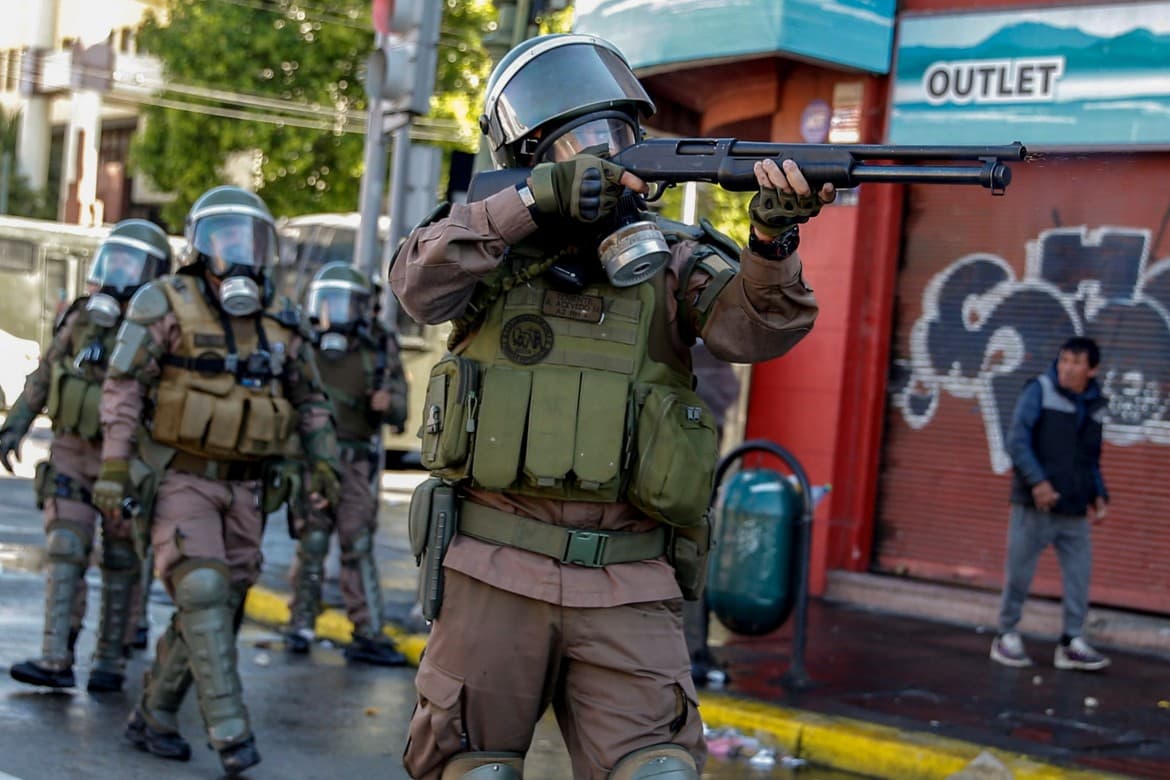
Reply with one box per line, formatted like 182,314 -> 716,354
997,503 -> 1092,638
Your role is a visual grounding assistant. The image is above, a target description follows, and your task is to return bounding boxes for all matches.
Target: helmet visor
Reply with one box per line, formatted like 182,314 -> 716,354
538,116 -> 639,163
307,283 -> 368,330
87,241 -> 165,298
192,214 -> 278,276
487,42 -> 653,153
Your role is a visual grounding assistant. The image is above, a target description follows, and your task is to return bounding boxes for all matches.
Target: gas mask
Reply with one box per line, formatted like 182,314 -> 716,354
318,332 -> 348,360
218,274 -> 263,317
85,294 -> 123,328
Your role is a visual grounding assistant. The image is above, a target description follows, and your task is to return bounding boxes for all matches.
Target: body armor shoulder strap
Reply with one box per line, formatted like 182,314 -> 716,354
124,281 -> 172,325
53,296 -> 90,334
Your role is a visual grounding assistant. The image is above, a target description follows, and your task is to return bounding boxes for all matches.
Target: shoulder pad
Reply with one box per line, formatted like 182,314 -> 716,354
53,296 -> 89,333
654,215 -> 742,261
125,281 -> 171,324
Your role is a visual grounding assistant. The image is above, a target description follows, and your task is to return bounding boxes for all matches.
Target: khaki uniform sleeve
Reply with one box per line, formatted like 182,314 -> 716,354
389,186 -> 538,324
13,308 -> 80,415
677,239 -> 818,364
99,314 -> 177,461
284,332 -> 339,468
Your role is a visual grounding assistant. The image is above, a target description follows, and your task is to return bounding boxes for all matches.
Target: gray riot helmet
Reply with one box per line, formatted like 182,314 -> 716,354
182,185 -> 278,316
479,34 -> 655,170
306,261 -> 371,358
85,219 -> 173,328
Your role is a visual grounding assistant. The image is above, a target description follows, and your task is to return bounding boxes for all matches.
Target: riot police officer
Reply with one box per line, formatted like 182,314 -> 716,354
4,219 -> 171,694
285,261 -> 409,666
94,186 -> 341,777
391,33 -> 833,780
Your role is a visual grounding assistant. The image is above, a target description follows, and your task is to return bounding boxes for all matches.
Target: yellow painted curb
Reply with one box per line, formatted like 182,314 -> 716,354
699,693 -> 1125,780
244,584 -> 427,667
243,589 -> 1121,780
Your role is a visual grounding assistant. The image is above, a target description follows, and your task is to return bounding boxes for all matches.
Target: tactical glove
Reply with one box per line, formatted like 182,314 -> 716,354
0,428 -> 24,474
93,459 -> 131,518
308,460 -> 341,509
529,154 -> 626,223
749,182 -> 825,236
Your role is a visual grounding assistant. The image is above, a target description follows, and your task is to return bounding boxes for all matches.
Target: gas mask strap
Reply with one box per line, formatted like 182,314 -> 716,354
214,302 -> 241,377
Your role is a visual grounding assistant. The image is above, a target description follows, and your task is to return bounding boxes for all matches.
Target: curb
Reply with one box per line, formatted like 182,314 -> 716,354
242,586 -> 1122,780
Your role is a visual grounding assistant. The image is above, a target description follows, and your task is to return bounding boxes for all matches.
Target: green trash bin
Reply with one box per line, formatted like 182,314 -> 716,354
707,467 -> 801,636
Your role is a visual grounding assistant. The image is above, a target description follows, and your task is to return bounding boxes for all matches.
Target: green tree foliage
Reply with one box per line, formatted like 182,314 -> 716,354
132,0 -> 497,230
0,107 -> 55,219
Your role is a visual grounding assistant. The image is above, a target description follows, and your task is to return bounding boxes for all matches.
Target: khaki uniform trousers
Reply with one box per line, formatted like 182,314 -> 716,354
290,457 -> 378,629
404,570 -> 705,780
150,470 -> 265,592
44,434 -> 135,630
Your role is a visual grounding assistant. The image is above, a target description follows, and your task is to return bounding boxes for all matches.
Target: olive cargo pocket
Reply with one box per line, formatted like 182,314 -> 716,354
57,375 -> 87,432
77,382 -> 103,440
419,355 -> 479,477
573,371 -> 627,491
470,367 -> 530,488
523,367 -> 579,488
628,385 -> 718,528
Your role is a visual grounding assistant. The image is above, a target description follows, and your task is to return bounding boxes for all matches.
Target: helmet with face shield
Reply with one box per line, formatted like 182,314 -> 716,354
306,261 -> 372,358
85,219 -> 173,328
479,34 -> 655,169
182,185 -> 278,316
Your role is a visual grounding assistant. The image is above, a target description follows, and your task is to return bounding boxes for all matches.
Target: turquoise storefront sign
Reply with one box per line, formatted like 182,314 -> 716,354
889,2 -> 1170,147
573,0 -> 895,75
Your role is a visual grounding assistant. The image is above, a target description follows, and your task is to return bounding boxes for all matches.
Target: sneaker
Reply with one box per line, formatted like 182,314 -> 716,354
1054,637 -> 1111,671
990,632 -> 1033,667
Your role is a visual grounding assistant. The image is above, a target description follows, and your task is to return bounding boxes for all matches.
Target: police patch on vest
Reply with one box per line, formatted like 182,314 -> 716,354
500,314 -> 554,365
541,290 -> 603,323
194,333 -> 226,348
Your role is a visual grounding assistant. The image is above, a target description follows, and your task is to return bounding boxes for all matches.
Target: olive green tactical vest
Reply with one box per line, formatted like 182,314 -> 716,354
148,278 -> 300,462
45,301 -> 117,441
422,246 -> 720,528
315,340 -> 379,444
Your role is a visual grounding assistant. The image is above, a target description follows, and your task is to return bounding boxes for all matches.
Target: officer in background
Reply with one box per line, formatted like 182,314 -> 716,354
284,261 -> 409,666
390,33 -> 832,780
4,220 -> 171,693
94,186 -> 341,777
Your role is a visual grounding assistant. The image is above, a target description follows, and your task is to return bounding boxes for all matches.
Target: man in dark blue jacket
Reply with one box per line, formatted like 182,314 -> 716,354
991,337 -> 1110,671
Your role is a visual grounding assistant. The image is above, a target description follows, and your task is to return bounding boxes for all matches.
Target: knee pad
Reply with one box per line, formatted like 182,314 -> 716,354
101,539 -> 139,572
172,562 -> 232,610
441,752 -> 524,780
46,523 -> 90,565
611,744 -> 698,780
299,528 -> 331,558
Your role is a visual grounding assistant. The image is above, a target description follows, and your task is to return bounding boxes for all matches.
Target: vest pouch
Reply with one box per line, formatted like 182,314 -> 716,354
239,397 -> 277,456
628,384 -> 718,528
408,476 -> 442,563
571,371 -> 627,492
470,366 -> 531,489
523,368 -> 580,489
177,390 -> 216,450
419,355 -> 479,478
669,518 -> 712,601
46,364 -> 64,421
77,382 -> 103,440
56,374 -> 88,434
33,460 -> 51,510
150,384 -> 187,445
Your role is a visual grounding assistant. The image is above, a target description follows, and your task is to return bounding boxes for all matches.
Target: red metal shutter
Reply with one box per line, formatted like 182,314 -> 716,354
875,154 -> 1170,614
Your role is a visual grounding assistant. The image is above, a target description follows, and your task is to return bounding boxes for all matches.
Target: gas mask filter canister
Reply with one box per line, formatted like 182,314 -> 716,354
85,294 -> 122,328
319,332 -> 348,360
219,276 -> 262,317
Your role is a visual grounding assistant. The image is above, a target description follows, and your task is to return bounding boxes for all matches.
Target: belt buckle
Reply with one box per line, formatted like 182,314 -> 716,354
562,530 -> 609,568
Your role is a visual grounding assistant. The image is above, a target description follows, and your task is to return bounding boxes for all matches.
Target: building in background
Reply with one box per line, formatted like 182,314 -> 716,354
576,0 -> 1170,620
1,0 -> 173,226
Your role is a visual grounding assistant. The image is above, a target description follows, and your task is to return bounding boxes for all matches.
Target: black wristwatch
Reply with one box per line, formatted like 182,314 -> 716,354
748,225 -> 800,261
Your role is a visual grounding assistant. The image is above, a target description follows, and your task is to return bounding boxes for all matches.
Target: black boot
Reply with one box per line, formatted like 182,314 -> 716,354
125,707 -> 192,761
10,659 -> 75,689
129,625 -> 150,651
218,735 -> 262,776
690,648 -> 729,688
86,668 -> 125,693
284,629 -> 312,655
344,634 -> 407,667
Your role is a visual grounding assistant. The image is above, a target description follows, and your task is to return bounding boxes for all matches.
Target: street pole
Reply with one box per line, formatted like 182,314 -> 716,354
354,34 -> 390,281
